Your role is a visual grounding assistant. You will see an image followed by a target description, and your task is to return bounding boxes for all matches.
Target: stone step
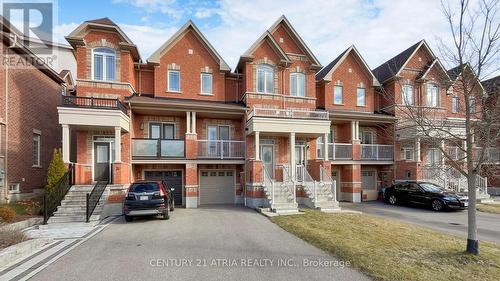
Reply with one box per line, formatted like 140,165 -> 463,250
48,215 -> 99,224
56,205 -> 103,213
38,221 -> 100,229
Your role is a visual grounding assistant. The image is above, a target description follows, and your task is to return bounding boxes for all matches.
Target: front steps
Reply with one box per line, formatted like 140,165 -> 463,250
46,185 -> 112,225
263,182 -> 298,214
300,181 -> 340,212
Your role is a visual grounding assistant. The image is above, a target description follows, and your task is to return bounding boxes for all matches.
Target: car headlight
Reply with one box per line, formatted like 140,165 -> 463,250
442,196 -> 458,201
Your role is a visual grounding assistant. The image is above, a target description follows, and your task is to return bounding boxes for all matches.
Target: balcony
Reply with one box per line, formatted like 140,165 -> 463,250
61,96 -> 127,114
197,140 -> 245,159
360,144 -> 394,160
328,143 -> 353,160
248,108 -> 329,120
132,139 -> 185,159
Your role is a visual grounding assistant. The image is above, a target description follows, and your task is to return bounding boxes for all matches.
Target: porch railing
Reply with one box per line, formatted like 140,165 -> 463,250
196,140 -> 245,159
132,139 -> 185,158
328,143 -> 353,160
360,144 -> 394,160
248,108 -> 329,120
43,164 -> 75,224
86,180 -> 107,222
61,95 -> 127,114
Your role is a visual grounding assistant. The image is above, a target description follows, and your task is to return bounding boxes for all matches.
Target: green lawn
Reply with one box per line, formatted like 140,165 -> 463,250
477,203 -> 500,214
271,210 -> 500,281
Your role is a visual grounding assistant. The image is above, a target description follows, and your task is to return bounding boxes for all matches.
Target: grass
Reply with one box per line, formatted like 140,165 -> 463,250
271,210 -> 500,281
477,203 -> 500,214
0,227 -> 28,250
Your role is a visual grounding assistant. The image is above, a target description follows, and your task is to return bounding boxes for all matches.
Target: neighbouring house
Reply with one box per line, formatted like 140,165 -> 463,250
0,17 -> 68,201
481,74 -> 500,188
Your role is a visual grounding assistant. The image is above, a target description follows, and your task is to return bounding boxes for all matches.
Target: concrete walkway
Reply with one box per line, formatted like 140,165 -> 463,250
27,205 -> 370,281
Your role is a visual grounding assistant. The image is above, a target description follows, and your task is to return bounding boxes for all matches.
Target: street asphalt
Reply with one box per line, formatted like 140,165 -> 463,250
342,201 -> 500,243
28,205 -> 370,281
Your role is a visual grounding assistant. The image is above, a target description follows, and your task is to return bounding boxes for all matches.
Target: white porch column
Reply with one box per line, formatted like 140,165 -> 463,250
114,127 -> 121,163
290,132 -> 296,179
323,133 -> 329,161
255,131 -> 260,161
62,124 -> 70,163
440,140 -> 445,165
191,112 -> 196,134
351,121 -> 359,141
186,112 -> 191,134
415,138 -> 421,162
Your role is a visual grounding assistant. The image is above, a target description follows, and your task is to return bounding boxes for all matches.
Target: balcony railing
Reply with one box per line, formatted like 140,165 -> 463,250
328,143 -> 353,160
61,95 -> 127,114
197,140 -> 245,159
360,144 -> 394,160
486,148 -> 500,163
132,139 -> 184,159
248,108 -> 329,120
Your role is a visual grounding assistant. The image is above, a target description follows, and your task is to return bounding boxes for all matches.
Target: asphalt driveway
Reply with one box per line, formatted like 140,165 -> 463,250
29,205 -> 370,281
343,201 -> 500,243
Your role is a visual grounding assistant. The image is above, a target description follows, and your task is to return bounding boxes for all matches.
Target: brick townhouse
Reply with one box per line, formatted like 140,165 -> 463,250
0,18 -> 67,202
56,16 -> 497,214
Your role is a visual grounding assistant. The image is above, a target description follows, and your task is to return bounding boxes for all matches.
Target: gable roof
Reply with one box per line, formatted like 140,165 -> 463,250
447,64 -> 466,81
447,63 -> 486,93
267,15 -> 322,68
417,58 -> 451,82
316,45 -> 380,86
65,17 -> 140,61
482,74 -> 500,96
238,31 -> 291,67
372,40 -> 436,83
148,20 -> 230,72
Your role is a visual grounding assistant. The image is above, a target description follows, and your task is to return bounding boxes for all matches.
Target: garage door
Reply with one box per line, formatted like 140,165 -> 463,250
361,171 -> 377,201
200,170 -> 235,204
144,171 -> 183,205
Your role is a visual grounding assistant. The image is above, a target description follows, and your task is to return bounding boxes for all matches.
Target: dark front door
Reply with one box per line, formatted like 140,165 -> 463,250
144,171 -> 183,205
94,142 -> 110,183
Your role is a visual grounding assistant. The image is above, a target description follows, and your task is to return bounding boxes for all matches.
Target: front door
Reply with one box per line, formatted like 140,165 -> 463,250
261,145 -> 274,179
94,142 -> 110,183
295,144 -> 306,182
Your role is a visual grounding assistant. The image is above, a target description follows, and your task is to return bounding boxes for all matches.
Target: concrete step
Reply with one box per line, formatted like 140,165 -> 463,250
48,214 -> 99,223
56,205 -> 103,213
271,202 -> 298,213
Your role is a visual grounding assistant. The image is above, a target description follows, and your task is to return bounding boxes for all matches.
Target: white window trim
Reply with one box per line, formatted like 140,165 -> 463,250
8,183 -> 20,194
426,83 -> 439,107
356,87 -> 366,106
91,48 -> 116,81
33,132 -> 41,167
402,84 -> 413,105
200,73 -> 213,95
168,70 -> 181,93
148,122 -> 177,139
256,65 -> 274,94
290,72 -> 305,97
333,85 -> 343,105
452,96 -> 459,113
402,146 -> 414,161
207,124 -> 231,140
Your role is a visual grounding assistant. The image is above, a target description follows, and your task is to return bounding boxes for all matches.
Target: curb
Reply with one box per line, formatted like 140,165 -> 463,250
0,238 -> 54,268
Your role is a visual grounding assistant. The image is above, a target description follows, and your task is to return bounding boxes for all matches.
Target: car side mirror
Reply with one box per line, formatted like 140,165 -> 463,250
170,188 -> 175,191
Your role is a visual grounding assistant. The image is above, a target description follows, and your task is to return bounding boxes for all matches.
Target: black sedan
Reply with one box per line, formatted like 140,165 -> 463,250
123,181 -> 175,222
384,181 -> 468,211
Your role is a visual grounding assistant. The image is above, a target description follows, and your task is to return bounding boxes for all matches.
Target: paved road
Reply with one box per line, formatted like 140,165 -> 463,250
29,206 -> 370,281
343,201 -> 500,243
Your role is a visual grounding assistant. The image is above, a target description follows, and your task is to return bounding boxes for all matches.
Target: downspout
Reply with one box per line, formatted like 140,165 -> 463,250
3,36 -> 11,201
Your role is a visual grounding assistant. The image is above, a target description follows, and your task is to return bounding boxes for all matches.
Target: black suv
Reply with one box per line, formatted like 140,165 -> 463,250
384,181 -> 468,211
123,181 -> 175,222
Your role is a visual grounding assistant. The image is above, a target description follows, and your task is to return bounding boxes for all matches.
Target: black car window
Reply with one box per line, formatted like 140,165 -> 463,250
397,183 -> 409,190
419,183 -> 443,193
129,183 -> 159,193
408,183 -> 421,192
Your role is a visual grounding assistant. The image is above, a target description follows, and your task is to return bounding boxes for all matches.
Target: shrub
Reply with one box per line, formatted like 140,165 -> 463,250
0,207 -> 16,223
0,228 -> 28,249
18,200 -> 41,216
45,148 -> 67,192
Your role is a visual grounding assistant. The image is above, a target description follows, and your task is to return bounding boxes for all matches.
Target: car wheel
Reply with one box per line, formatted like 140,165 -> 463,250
432,199 -> 444,211
124,215 -> 133,222
162,207 -> 170,220
388,195 -> 397,205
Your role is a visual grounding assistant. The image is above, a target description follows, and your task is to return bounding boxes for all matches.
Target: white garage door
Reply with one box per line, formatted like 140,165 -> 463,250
361,171 -> 377,201
200,170 -> 235,204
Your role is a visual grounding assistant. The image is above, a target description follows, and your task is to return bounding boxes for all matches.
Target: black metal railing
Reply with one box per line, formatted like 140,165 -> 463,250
86,180 -> 108,222
43,164 -> 75,224
61,95 -> 128,115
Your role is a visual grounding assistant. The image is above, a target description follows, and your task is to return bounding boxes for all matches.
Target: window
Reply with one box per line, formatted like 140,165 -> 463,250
357,87 -> 366,106
402,85 -> 413,105
402,146 -> 414,160
427,148 -> 441,166
469,98 -> 476,113
257,65 -> 274,94
33,133 -> 41,167
8,183 -> 19,193
316,136 -> 324,159
92,48 -> 115,81
452,96 -> 459,113
150,123 -> 175,139
201,73 -> 212,95
333,85 -> 343,104
290,73 -> 305,97
168,70 -> 180,92
361,131 -> 373,144
426,83 -> 439,107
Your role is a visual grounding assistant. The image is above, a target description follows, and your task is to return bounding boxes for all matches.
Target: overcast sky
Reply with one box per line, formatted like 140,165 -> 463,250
26,0 -> 500,78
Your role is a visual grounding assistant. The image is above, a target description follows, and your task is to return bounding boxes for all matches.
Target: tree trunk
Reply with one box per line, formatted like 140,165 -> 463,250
466,173 -> 479,254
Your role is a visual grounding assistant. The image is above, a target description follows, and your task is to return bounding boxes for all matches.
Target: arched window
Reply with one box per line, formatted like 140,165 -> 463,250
93,48 -> 116,81
256,64 -> 274,94
290,72 -> 305,97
